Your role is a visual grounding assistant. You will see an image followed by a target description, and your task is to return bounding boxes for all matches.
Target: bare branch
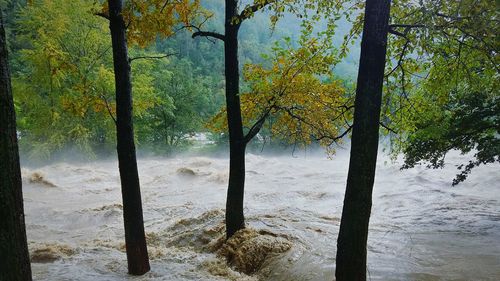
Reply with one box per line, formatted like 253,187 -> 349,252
244,111 -> 270,144
192,31 -> 225,42
388,28 -> 407,38
95,12 -> 110,20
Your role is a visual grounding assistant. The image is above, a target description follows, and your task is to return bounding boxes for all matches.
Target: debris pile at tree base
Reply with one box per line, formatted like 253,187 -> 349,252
217,228 -> 292,274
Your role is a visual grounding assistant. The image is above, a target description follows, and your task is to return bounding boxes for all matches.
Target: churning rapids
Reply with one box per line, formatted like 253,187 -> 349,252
22,151 -> 499,281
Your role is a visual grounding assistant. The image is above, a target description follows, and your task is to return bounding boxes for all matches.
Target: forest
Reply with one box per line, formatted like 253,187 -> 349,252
0,0 -> 498,280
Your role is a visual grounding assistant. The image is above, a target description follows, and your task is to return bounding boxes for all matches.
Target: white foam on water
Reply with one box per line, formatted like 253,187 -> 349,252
23,151 -> 500,280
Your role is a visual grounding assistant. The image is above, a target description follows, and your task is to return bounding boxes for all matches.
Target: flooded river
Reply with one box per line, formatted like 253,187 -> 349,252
22,151 -> 500,280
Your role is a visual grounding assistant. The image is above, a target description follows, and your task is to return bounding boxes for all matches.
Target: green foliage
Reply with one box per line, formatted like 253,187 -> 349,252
328,0 -> 499,183
13,0 -> 117,159
135,58 -> 222,151
9,0 -> 226,159
383,0 -> 500,183
10,0 -> 496,171
12,0 -> 159,159
401,92 -> 499,185
208,29 -> 352,153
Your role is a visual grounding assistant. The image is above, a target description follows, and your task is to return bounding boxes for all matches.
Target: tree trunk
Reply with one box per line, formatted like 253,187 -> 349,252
224,0 -> 246,239
0,11 -> 32,281
335,0 -> 391,280
107,0 -> 150,275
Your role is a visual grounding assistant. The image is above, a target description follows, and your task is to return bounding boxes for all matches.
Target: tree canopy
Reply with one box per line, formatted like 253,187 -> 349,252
384,0 -> 499,183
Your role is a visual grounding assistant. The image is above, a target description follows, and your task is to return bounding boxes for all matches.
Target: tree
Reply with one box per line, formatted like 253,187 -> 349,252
335,0 -> 392,279
12,0 -> 158,160
193,0 -> 348,239
13,0 -> 118,158
381,0 -> 500,184
209,33 -> 352,155
99,0 -> 204,274
0,9 -> 32,281
332,0 -> 498,278
135,58 -> 220,152
192,0 -> 265,239
11,0 -> 207,161
107,0 -> 150,275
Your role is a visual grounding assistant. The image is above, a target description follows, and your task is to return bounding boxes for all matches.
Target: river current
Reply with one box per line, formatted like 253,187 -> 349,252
22,151 -> 500,280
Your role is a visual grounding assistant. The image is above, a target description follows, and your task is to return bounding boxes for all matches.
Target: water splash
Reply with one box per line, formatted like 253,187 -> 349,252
22,152 -> 500,280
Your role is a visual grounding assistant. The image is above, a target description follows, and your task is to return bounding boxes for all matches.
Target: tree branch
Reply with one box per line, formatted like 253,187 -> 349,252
379,122 -> 397,134
316,125 -> 353,145
129,53 -> 177,63
95,12 -> 110,20
388,28 -> 407,38
100,93 -> 116,124
243,111 -> 270,144
192,31 -> 225,42
389,24 -> 426,29
236,0 -> 276,21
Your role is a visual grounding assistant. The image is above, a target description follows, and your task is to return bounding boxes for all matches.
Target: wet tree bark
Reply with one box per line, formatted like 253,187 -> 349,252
191,0 -> 273,239
107,0 -> 150,275
224,0 -> 246,239
335,0 -> 391,280
0,11 -> 33,281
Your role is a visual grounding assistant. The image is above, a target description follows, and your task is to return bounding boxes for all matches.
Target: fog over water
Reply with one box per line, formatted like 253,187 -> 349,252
22,150 -> 500,280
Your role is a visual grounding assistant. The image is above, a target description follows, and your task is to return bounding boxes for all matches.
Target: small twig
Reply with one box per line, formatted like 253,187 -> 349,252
100,93 -> 116,124
379,122 -> 397,134
160,0 -> 172,13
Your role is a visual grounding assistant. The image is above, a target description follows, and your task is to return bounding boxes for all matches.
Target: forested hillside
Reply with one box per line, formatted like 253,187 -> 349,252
5,0 -> 358,161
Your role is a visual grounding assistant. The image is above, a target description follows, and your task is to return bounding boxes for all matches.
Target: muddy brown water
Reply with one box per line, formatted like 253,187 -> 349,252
22,152 -> 500,280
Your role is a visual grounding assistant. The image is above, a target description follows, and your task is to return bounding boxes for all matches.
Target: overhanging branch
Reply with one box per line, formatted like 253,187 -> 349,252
316,125 -> 353,145
243,111 -> 270,144
192,31 -> 225,42
236,0 -> 276,21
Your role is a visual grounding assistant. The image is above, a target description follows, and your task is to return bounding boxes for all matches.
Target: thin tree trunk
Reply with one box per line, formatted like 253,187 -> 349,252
335,0 -> 391,280
224,0 -> 246,239
0,11 -> 32,281
107,0 -> 150,275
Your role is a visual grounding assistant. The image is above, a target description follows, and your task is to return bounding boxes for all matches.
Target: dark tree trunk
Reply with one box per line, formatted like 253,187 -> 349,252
335,0 -> 391,280
107,0 -> 150,275
0,11 -> 32,281
224,0 -> 246,239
